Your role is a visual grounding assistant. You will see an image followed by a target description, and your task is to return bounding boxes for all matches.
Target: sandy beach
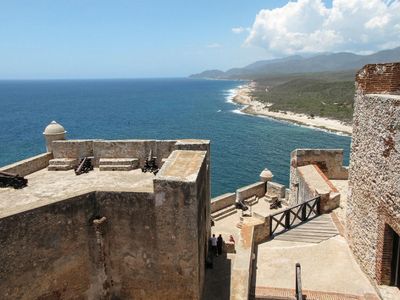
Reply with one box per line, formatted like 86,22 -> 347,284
232,82 -> 353,136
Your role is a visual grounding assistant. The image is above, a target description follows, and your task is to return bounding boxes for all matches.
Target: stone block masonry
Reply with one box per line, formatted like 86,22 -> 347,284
0,138 -> 210,299
347,63 -> 400,285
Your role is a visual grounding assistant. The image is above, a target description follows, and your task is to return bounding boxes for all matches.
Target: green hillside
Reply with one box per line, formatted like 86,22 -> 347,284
252,72 -> 355,122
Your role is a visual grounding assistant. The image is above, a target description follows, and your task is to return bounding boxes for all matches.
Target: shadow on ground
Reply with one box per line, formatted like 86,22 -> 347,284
202,253 -> 232,300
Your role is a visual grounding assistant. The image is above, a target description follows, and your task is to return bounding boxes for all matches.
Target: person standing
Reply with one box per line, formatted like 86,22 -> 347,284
217,234 -> 223,256
210,234 -> 218,256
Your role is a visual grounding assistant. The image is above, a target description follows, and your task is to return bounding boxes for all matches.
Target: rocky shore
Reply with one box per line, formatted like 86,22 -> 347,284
232,82 -> 353,136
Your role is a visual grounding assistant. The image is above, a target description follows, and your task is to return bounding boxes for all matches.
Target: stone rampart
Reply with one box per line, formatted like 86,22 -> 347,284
0,148 -> 210,299
236,182 -> 266,201
211,193 -> 236,213
0,152 -> 53,176
50,139 -> 210,169
296,164 -> 340,213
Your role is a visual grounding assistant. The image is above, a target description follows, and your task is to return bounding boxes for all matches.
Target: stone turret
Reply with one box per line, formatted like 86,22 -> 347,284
43,121 -> 67,152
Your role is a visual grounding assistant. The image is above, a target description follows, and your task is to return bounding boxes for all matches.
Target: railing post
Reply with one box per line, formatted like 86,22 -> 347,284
295,263 -> 302,300
301,204 -> 306,221
285,211 -> 290,229
269,216 -> 272,236
317,196 -> 321,215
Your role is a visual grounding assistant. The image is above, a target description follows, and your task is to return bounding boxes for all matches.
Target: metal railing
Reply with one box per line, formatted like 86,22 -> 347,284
269,196 -> 320,236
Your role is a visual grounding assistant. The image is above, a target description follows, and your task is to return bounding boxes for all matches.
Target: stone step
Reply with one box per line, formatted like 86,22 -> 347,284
294,224 -> 336,230
211,205 -> 237,220
49,158 -> 78,166
213,209 -> 237,221
265,194 -> 279,203
274,234 -> 328,243
290,227 -> 338,234
245,196 -> 259,206
99,158 -> 139,166
99,165 -> 135,171
278,231 -> 337,239
48,164 -> 74,171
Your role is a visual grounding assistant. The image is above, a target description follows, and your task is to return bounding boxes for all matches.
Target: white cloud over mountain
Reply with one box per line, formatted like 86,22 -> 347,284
245,0 -> 400,55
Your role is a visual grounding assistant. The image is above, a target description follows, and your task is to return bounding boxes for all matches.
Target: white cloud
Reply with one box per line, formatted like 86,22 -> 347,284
206,43 -> 222,48
232,27 -> 246,34
245,0 -> 400,55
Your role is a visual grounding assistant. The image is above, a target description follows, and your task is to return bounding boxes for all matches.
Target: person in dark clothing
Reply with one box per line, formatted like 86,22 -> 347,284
210,234 -> 218,256
217,234 -> 223,255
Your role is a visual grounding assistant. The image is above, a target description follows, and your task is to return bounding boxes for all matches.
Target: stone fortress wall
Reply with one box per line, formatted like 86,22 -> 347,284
0,126 -> 211,300
288,149 -> 348,212
347,63 -> 400,285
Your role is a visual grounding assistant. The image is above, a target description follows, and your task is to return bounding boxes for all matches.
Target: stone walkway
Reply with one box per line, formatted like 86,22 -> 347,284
203,253 -> 234,300
253,286 -> 379,299
253,235 -> 379,299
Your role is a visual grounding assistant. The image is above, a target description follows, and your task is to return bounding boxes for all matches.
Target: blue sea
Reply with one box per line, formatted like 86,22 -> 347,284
0,78 -> 351,196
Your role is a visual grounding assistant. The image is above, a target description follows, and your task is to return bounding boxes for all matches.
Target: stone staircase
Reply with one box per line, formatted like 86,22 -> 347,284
99,158 -> 139,171
245,195 -> 259,206
274,214 -> 339,243
48,158 -> 78,171
211,204 -> 237,221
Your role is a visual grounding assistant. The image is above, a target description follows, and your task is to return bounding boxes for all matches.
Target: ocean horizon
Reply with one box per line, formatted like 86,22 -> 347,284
0,78 -> 351,196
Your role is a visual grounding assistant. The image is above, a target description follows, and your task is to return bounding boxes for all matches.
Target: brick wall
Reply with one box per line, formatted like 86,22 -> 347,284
356,63 -> 400,94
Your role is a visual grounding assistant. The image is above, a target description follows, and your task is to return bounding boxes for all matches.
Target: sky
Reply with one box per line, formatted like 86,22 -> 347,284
0,0 -> 399,79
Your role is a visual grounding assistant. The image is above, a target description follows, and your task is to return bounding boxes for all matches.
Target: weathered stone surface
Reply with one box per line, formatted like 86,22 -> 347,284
52,140 -> 94,159
266,181 -> 286,199
289,149 -> 348,205
211,192 -> 236,213
236,182 -> 266,202
0,143 -> 211,299
0,152 -> 53,176
154,150 -> 210,300
93,140 -> 177,167
347,91 -> 400,285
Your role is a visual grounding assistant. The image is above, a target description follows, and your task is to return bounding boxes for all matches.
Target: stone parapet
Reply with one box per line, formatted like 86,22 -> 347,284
289,149 -> 348,206
236,181 -> 266,202
0,152 -> 53,176
266,181 -> 286,199
211,193 -> 236,213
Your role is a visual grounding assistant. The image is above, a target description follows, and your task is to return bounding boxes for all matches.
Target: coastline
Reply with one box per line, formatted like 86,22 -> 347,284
230,82 -> 353,136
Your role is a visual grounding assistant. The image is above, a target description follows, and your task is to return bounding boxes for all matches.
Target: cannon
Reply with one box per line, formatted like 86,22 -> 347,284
0,171 -> 28,189
141,150 -> 159,175
235,199 -> 249,211
75,157 -> 93,175
270,198 -> 282,210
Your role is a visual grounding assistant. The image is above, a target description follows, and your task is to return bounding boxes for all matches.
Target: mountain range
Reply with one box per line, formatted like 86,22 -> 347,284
189,47 -> 400,79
